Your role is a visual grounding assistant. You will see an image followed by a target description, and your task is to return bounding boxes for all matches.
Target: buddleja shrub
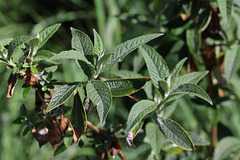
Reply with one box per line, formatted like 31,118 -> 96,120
0,24 -> 212,159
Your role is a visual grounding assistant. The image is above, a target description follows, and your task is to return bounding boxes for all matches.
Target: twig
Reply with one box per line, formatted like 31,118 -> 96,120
118,150 -> 128,160
87,121 -> 100,133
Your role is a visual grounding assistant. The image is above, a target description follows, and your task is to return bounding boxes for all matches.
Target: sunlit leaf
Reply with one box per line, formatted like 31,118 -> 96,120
139,44 -> 169,89
173,71 -> 209,90
46,83 -> 79,112
86,80 -> 112,124
103,77 -> 150,97
126,100 -> 157,132
71,27 -> 93,55
167,84 -> 213,105
102,33 -> 163,72
93,29 -> 104,56
170,58 -> 187,89
156,117 -> 195,151
8,35 -> 32,58
38,23 -> 61,49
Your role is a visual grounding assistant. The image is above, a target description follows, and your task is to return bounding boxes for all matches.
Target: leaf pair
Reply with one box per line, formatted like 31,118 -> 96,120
139,44 -> 213,105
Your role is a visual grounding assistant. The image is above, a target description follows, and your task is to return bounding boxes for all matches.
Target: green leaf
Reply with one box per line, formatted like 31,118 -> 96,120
156,117 -> 195,151
71,92 -> 87,132
54,143 -> 67,156
48,50 -> 95,79
224,44 -> 240,82
20,104 -> 28,116
217,0 -> 234,24
159,80 -> 169,93
23,86 -> 32,98
146,122 -> 164,158
126,100 -> 157,132
186,29 -> 201,54
34,50 -> 55,60
103,78 -> 150,97
131,120 -> 144,137
30,65 -> 38,74
95,53 -> 112,76
102,33 -> 163,72
8,35 -> 32,58
93,29 -> 104,56
173,71 -> 209,90
46,83 -> 79,112
48,50 -> 90,62
71,27 -> 93,55
139,44 -> 169,89
86,80 -> 112,124
188,133 -> 210,146
167,84 -> 213,105
170,58 -> 187,89
38,23 -> 61,49
213,137 -> 240,160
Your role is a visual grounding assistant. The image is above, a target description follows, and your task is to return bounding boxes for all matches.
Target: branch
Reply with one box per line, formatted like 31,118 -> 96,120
87,121 -> 100,133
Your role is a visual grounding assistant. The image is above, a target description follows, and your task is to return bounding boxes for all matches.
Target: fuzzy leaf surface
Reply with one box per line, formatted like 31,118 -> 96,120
156,117 -> 195,151
139,44 -> 169,89
93,29 -> 104,56
38,23 -> 61,49
126,100 -> 157,132
103,78 -> 150,97
47,83 -> 79,112
86,80 -> 112,124
71,28 -> 93,55
173,71 -> 208,90
102,33 -> 163,72
167,84 -> 213,105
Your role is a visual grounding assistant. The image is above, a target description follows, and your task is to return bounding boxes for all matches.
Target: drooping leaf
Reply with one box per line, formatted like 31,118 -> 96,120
126,100 -> 157,132
102,33 -> 163,72
170,58 -> 187,89
186,29 -> 201,54
103,77 -> 150,97
156,117 -> 195,151
224,44 -> 240,82
93,29 -> 104,56
71,27 -> 93,55
167,84 -> 213,105
46,83 -> 79,112
71,92 -> 87,143
86,80 -> 112,124
38,23 -> 61,49
213,137 -> 240,160
217,0 -> 234,24
173,71 -> 209,90
8,35 -> 32,58
146,122 -> 164,158
7,72 -> 18,98
139,44 -> 169,89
